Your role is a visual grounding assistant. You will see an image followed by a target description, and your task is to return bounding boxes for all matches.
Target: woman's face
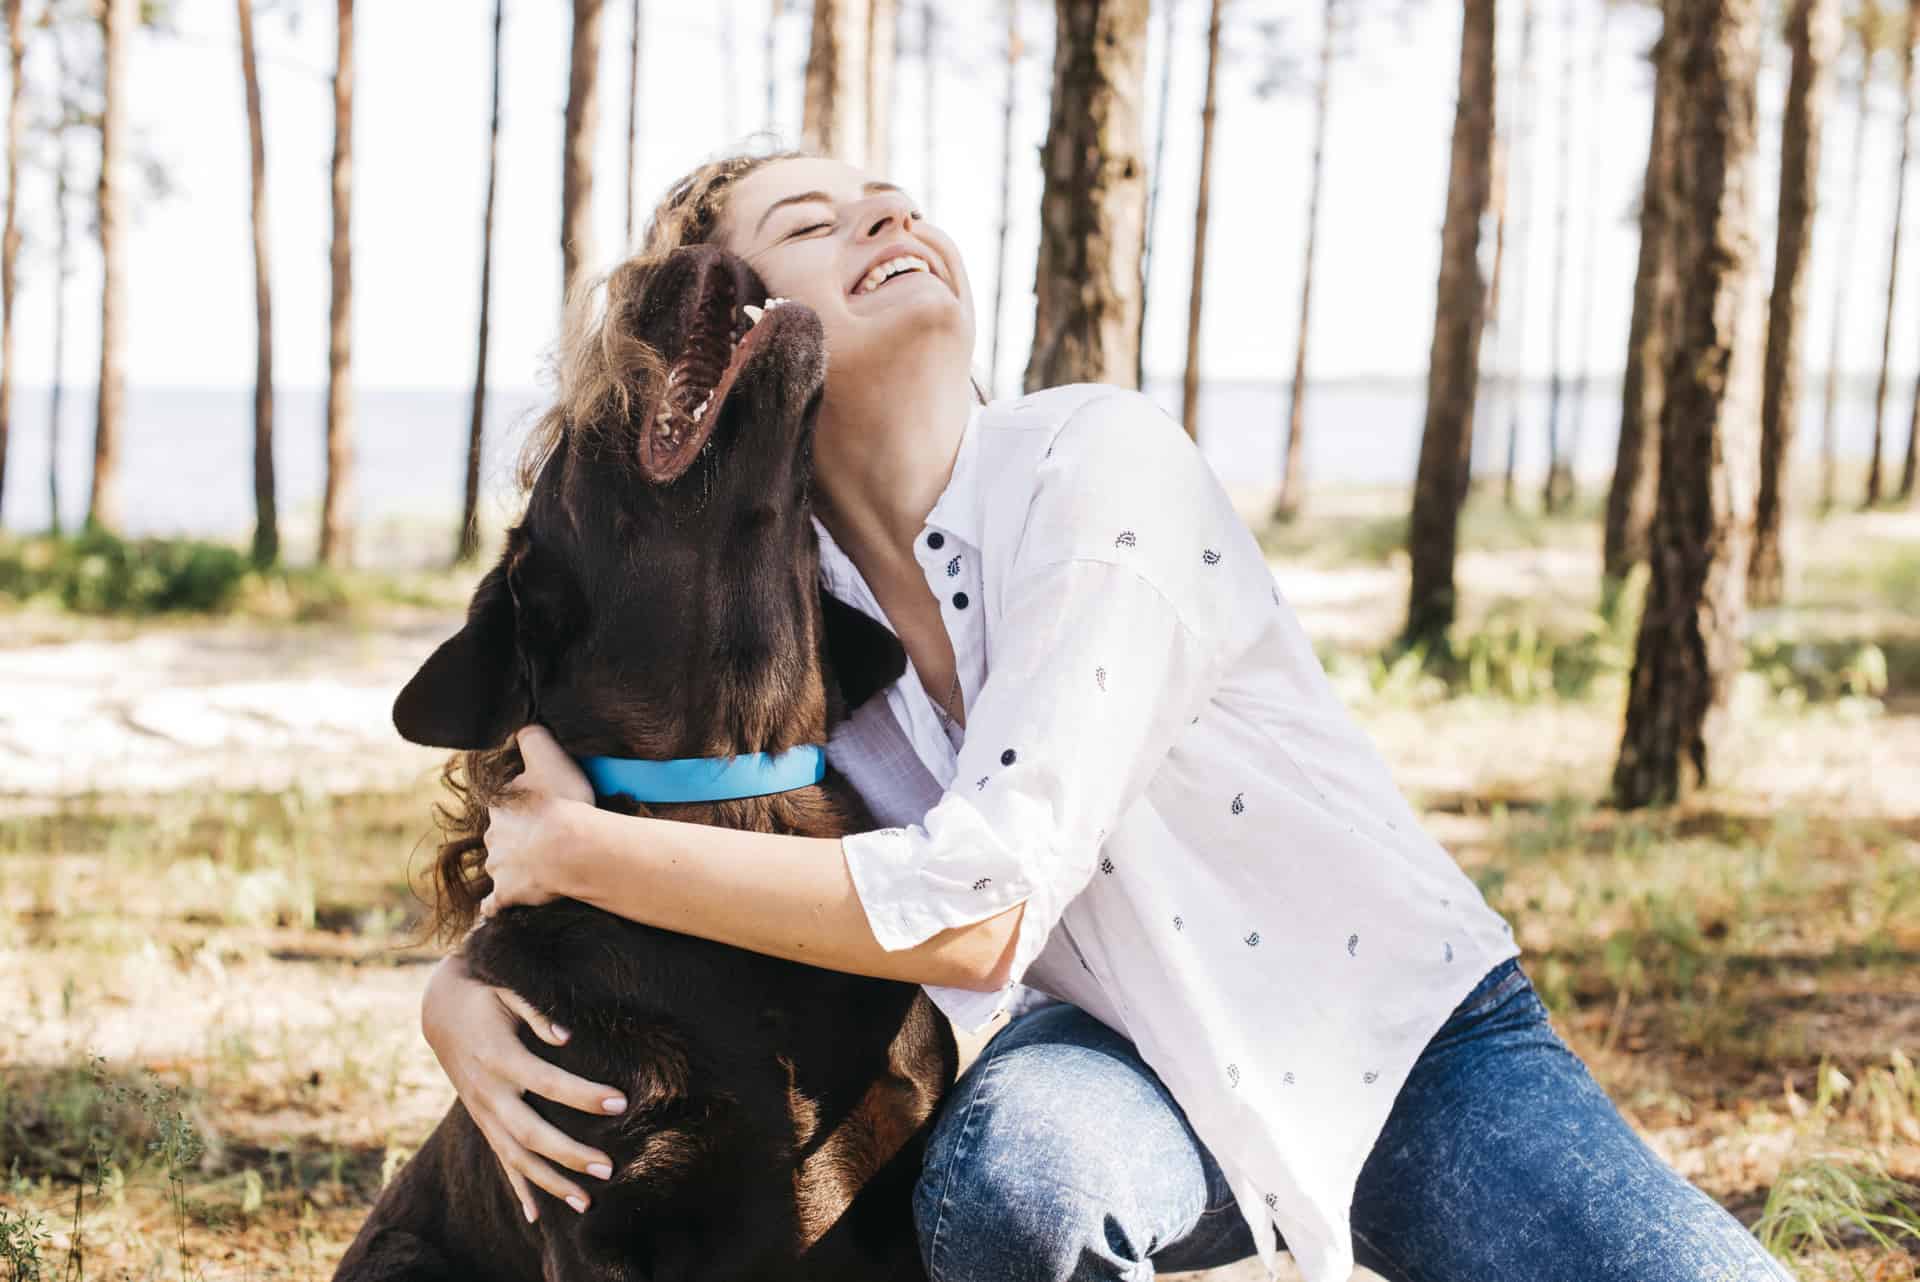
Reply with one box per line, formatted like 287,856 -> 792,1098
718,157 -> 975,388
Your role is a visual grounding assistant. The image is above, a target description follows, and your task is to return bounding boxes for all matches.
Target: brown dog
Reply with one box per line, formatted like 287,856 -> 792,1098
333,246 -> 957,1282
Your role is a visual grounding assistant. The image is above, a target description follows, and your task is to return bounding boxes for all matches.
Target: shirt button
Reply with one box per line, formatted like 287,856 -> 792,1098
926,531 -> 945,550
952,591 -> 969,609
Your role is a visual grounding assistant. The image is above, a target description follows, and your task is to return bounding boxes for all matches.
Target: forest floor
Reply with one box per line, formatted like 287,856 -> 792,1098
1,491 -> 1916,1282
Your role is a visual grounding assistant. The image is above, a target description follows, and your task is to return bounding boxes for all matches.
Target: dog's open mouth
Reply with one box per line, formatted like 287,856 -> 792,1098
643,261 -> 814,484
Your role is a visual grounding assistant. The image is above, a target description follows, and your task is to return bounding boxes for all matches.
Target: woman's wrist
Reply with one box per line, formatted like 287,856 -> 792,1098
547,796 -> 609,904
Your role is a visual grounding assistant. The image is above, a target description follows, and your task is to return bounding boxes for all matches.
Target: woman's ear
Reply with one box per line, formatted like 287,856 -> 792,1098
818,587 -> 907,714
393,552 -> 532,749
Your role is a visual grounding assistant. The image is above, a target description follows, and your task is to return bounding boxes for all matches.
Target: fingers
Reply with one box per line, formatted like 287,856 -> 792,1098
494,987 -> 565,1045
500,1158 -> 538,1225
501,1098 -> 616,1185
513,722 -> 596,804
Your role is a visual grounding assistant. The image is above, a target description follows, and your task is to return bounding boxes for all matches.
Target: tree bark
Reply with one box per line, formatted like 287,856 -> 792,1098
1024,0 -> 1149,393
319,0 -> 356,568
1499,0 -> 1537,510
802,0 -> 869,163
627,0 -> 643,249
1752,0 -> 1839,604
865,0 -> 894,172
462,0 -> 505,566
1179,0 -> 1225,440
1867,0 -> 1917,507
563,0 -> 603,306
1819,54 -> 1872,514
1137,0 -> 1175,390
1613,0 -> 1761,810
1605,21 -> 1677,586
237,0 -> 277,566
1542,1 -> 1577,513
0,0 -> 21,531
1276,0 -> 1336,522
1404,0 -> 1497,651
988,0 -> 1019,395
88,0 -> 132,534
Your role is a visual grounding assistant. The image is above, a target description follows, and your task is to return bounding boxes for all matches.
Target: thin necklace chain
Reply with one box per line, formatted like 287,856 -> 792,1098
933,666 -> 962,730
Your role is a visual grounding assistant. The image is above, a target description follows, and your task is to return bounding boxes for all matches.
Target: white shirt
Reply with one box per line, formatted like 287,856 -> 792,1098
818,383 -> 1520,1282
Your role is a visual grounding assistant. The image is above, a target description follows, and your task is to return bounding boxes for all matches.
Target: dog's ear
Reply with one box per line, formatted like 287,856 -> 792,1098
819,587 -> 907,713
393,553 -> 531,749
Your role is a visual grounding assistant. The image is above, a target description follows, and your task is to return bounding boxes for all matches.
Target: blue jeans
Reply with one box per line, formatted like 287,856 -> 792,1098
912,957 -> 1798,1281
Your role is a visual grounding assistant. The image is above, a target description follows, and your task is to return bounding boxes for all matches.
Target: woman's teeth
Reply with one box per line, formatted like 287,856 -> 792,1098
856,255 -> 929,295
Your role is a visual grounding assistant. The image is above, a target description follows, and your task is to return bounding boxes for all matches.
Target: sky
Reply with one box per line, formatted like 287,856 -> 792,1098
0,0 -> 1911,400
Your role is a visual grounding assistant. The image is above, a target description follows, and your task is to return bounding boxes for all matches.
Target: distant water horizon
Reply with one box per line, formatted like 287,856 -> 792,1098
0,373 -> 1894,547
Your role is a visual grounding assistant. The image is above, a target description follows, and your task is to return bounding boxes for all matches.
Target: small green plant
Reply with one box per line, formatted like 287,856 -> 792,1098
0,1200 -> 49,1282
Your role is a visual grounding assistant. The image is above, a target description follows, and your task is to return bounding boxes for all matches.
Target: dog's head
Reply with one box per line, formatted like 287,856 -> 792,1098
391,245 -> 904,759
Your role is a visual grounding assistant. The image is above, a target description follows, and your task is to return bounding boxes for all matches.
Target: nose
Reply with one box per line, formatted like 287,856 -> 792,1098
856,191 -> 918,240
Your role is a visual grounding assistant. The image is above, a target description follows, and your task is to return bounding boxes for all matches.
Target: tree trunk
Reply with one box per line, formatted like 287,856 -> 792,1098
1820,56 -> 1872,514
1404,0 -> 1497,651
1867,0 -> 1917,508
89,0 -> 132,534
1542,1 -> 1577,513
1276,0 -> 1336,523
462,0 -> 505,566
1024,0 -> 1149,393
47,26 -> 74,537
866,0 -> 894,174
1499,0 -> 1538,510
0,0 -> 21,531
1752,0 -> 1839,604
922,0 -> 936,210
1604,21 -> 1677,586
563,0 -> 603,306
1613,0 -> 1761,810
802,0 -> 869,163
627,0 -> 643,248
1473,91 -> 1509,493
1138,0 -> 1176,390
1565,0 -> 1613,513
237,0 -> 277,566
319,0 -> 356,568
988,0 -> 1019,395
1179,0 -> 1225,440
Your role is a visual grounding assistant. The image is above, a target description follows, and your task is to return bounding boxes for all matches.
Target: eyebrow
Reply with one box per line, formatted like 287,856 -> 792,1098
753,182 -> 906,236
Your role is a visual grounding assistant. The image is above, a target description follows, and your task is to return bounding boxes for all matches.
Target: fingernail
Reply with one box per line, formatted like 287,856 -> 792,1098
601,1095 -> 626,1114
587,1162 -> 611,1180
566,1194 -> 588,1213
523,1202 -> 537,1223
550,1024 -> 570,1042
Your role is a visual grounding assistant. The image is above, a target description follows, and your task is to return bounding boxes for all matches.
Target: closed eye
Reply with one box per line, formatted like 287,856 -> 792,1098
786,221 -> 831,240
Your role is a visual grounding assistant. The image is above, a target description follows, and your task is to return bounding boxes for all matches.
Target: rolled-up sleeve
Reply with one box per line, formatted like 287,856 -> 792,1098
839,388 -> 1276,1031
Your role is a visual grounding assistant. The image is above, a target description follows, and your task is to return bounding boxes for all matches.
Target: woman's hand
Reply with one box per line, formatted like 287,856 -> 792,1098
480,724 -> 596,918
419,952 -> 628,1222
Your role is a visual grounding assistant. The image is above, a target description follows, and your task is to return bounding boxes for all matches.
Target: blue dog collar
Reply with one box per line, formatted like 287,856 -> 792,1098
577,744 -> 826,803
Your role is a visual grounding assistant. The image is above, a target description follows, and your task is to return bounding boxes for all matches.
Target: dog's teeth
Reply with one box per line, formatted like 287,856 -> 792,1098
743,303 -> 765,324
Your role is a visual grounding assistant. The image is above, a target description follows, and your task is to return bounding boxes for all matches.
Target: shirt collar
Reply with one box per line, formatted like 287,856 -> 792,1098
814,398 -> 987,601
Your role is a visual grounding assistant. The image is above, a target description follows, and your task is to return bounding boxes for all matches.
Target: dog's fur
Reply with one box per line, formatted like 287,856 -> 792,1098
333,246 -> 957,1282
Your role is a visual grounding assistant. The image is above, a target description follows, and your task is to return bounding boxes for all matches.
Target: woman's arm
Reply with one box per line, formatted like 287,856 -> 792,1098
482,727 -> 1026,990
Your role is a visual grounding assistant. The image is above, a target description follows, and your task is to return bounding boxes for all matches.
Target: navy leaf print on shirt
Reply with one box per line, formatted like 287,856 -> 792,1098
1226,1063 -> 1240,1087
1202,548 -> 1221,565
975,776 -> 989,791
1099,856 -> 1116,874
946,555 -> 962,577
1282,1070 -> 1296,1086
1095,665 -> 1107,691
1444,941 -> 1455,963
1173,914 -> 1184,931
1364,1070 -> 1379,1084
972,877 -> 992,891
1265,1193 -> 1278,1210
1347,933 -> 1359,957
1114,530 -> 1137,548
1231,792 -> 1245,815
1244,931 -> 1261,947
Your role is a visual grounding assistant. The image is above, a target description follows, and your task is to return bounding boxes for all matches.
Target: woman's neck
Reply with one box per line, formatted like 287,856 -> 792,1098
811,366 -> 975,570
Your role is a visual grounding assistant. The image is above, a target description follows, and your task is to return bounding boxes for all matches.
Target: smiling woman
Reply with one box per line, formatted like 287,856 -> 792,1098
411,144 -> 1801,1282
